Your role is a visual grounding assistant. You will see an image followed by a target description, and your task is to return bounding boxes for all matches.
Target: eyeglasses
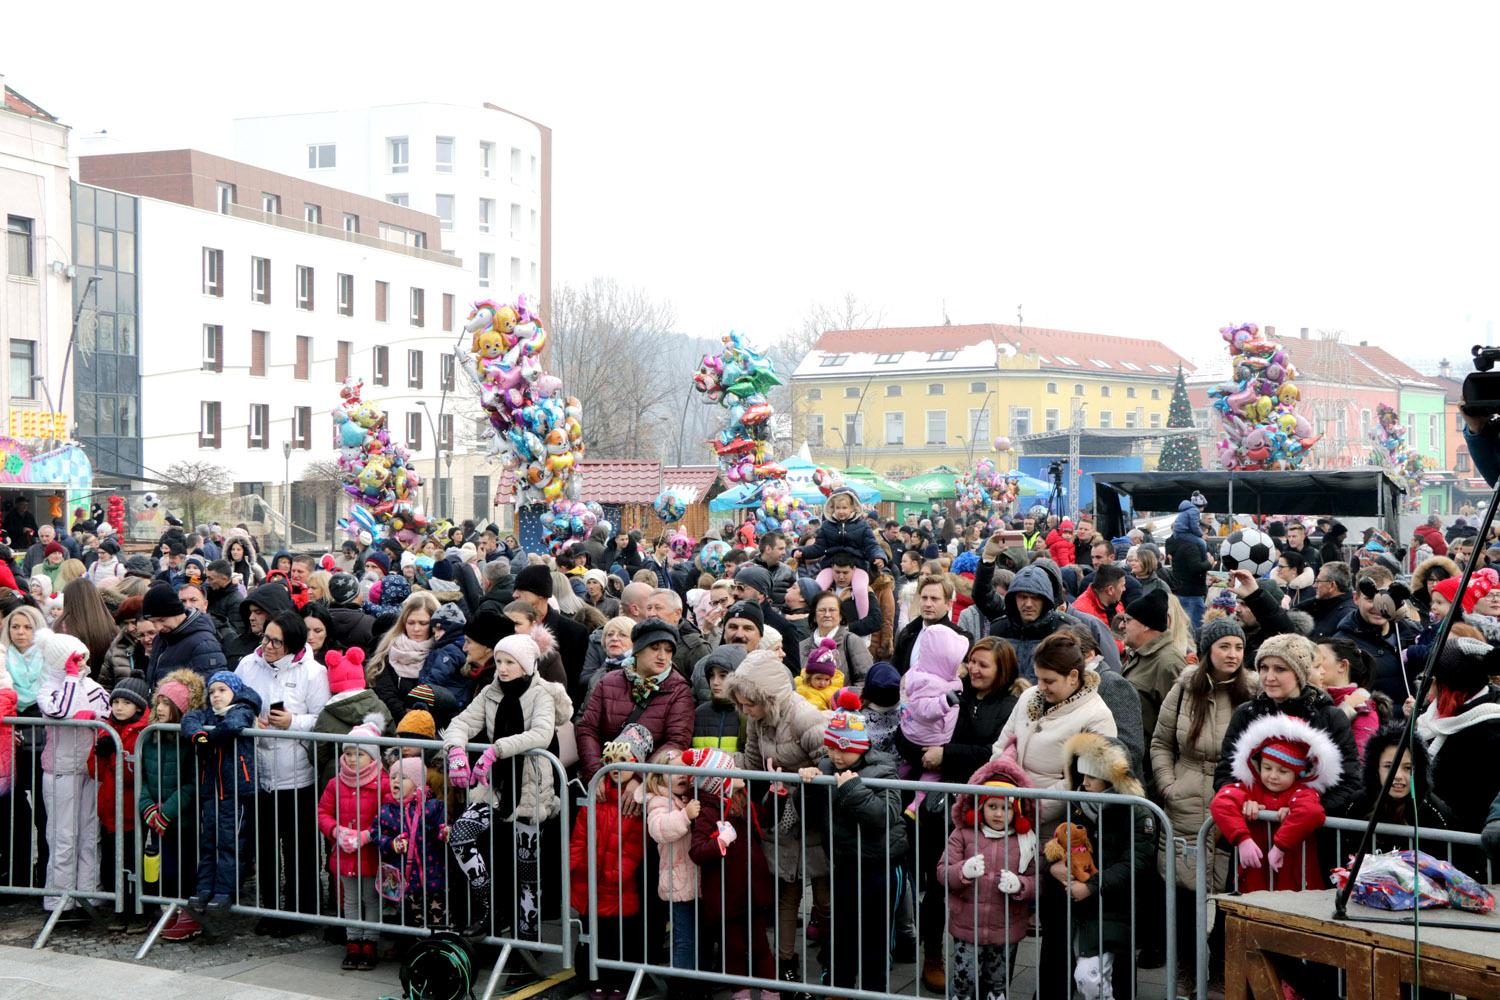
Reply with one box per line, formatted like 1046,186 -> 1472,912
263,636 -> 286,649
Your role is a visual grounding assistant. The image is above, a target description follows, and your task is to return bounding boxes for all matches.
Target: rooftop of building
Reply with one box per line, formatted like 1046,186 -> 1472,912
3,83 -> 57,123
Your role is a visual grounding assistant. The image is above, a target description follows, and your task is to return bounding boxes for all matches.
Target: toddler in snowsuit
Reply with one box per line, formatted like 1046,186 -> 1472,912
375,755 -> 449,931
794,638 -> 845,711
896,623 -> 969,816
317,722 -> 391,970
181,671 -> 260,908
643,747 -> 701,974
37,633 -> 110,912
801,486 -> 886,619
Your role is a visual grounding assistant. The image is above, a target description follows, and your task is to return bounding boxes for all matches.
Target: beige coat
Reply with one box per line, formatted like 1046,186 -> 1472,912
992,670 -> 1117,829
444,672 -> 573,823
1149,667 -> 1252,889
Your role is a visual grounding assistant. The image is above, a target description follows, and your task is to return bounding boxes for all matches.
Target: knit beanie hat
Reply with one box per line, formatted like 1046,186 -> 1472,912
38,632 -> 87,678
464,610 -> 512,649
401,551 -> 418,571
111,676 -> 151,713
862,661 -> 902,708
494,634 -> 540,676
431,558 -> 456,582
601,722 -> 654,765
1210,590 -> 1239,612
328,572 -> 361,607
1432,574 -> 1490,615
389,754 -> 428,794
723,600 -> 764,635
1198,615 -> 1246,660
364,551 -> 391,575
680,746 -> 736,795
1254,633 -> 1316,688
114,594 -> 144,626
733,564 -> 774,599
1432,636 -> 1497,697
431,601 -> 467,634
142,582 -> 186,619
514,564 -> 554,599
207,670 -> 245,698
805,636 -> 839,677
43,541 -> 65,558
1256,577 -> 1286,606
325,647 -> 367,695
396,708 -> 436,739
1255,735 -> 1312,779
794,577 -> 822,607
379,574 -> 411,606
408,683 -> 438,711
822,688 -> 870,753
1124,587 -> 1169,633
124,554 -> 155,579
344,720 -> 384,762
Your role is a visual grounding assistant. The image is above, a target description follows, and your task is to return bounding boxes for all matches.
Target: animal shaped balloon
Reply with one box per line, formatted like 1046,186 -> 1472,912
330,378 -> 426,541
1208,322 -> 1321,471
1370,403 -> 1427,509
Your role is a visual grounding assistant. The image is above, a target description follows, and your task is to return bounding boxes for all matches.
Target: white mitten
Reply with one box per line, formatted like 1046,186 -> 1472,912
714,820 -> 738,855
961,854 -> 987,880
997,869 -> 1022,895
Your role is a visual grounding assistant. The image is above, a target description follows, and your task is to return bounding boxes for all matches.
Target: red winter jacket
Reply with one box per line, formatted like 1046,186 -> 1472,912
317,770 -> 392,877
1209,780 -> 1326,893
90,714 -> 149,833
575,669 -> 695,784
1045,529 -> 1075,567
1413,524 -> 1448,559
1072,587 -> 1124,653
569,782 -> 644,917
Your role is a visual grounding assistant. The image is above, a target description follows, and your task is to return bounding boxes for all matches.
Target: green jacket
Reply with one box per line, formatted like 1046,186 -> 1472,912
311,690 -> 393,786
138,726 -> 192,824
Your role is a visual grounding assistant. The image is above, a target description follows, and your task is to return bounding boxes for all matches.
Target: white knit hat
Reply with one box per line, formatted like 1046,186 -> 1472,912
494,634 -> 540,676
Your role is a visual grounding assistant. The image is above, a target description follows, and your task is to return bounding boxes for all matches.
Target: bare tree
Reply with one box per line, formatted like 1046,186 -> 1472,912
772,293 -> 885,450
160,460 -> 231,527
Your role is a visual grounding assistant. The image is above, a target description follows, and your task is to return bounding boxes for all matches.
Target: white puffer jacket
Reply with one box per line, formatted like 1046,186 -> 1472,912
445,671 -> 573,822
235,645 -> 330,791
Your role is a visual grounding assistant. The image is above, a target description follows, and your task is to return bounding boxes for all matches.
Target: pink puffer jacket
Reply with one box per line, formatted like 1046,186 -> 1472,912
939,756 -> 1038,945
645,789 -> 699,902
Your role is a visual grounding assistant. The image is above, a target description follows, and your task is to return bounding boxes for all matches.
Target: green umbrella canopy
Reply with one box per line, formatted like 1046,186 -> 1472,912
841,465 -> 925,503
897,465 -> 963,499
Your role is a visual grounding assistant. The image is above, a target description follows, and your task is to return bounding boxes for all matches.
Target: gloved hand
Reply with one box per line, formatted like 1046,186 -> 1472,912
438,824 -> 449,842
447,747 -> 471,789
1238,839 -> 1265,869
997,870 -> 1022,895
335,826 -> 364,854
71,710 -> 96,721
1268,846 -> 1286,872
143,804 -> 169,835
961,854 -> 987,880
94,733 -> 117,758
983,535 -> 1004,562
714,820 -> 737,855
64,652 -> 84,678
471,746 -> 500,784
945,690 -> 961,707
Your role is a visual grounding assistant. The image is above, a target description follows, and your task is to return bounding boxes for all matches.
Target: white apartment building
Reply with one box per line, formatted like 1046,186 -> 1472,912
0,77 -> 72,442
78,150 -> 502,544
232,102 -> 550,319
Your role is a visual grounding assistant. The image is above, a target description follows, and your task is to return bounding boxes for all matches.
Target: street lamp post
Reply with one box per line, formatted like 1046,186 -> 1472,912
417,400 -> 444,520
282,441 -> 293,547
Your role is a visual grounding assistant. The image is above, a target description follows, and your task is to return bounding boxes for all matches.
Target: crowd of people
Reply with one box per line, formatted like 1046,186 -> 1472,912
0,489 -> 1498,1000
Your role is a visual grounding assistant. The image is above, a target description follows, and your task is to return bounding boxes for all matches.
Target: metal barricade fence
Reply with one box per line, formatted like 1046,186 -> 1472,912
128,724 -> 571,1000
1192,811 -> 1494,1000
583,761 -> 1178,1000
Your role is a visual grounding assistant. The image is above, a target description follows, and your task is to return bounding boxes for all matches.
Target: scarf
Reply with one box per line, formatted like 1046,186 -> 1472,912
7,642 -> 44,710
1025,670 -> 1098,722
387,634 -> 433,680
623,666 -> 662,706
603,653 -> 634,674
338,755 -> 382,789
486,673 -> 533,810
1416,692 -> 1500,755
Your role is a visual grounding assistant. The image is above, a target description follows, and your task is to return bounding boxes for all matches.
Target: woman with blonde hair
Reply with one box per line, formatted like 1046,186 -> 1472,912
367,590 -> 439,721
55,559 -> 86,590
305,570 -> 331,606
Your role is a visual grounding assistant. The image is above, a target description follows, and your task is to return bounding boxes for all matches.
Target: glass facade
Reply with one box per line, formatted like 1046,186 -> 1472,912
71,183 -> 143,480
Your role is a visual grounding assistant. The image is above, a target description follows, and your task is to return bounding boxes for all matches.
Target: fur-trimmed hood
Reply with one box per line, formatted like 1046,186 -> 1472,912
1063,731 -> 1143,798
950,755 -> 1033,827
1228,712 -> 1343,795
1413,556 -> 1461,596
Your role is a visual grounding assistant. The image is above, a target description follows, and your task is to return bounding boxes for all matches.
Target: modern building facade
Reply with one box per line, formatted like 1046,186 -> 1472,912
790,323 -> 1193,479
78,149 -> 492,543
231,101 -> 550,321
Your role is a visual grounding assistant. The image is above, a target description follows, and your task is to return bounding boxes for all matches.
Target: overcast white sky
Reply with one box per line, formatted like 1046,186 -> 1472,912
6,2 -> 1498,373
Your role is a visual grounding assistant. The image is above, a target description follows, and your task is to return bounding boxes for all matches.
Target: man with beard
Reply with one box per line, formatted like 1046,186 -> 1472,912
985,564 -> 1076,681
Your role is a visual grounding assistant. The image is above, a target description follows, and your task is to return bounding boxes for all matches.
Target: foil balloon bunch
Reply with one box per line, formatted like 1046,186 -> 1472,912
462,297 -> 584,505
331,378 -> 426,543
1208,322 -> 1321,471
693,331 -> 784,484
652,488 -> 692,524
956,458 -> 1019,522
1370,403 -> 1427,505
539,499 -> 606,554
757,479 -> 811,535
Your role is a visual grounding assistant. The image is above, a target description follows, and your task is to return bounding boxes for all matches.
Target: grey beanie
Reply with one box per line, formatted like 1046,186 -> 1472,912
1198,615 -> 1246,660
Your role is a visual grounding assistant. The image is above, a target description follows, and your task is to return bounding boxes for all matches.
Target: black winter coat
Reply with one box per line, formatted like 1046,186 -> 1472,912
1332,610 -> 1421,712
1426,685 -> 1500,838
143,610 -> 227,688
892,616 -> 968,676
938,679 -> 1017,786
1240,587 -> 1298,662
224,582 -> 297,662
1304,592 -> 1355,637
1214,688 -> 1362,818
544,607 -> 591,706
476,577 -> 515,620
328,606 -> 376,656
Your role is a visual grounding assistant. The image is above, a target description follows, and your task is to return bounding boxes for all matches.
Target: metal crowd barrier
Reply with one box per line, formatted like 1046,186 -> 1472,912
582,761 -> 1178,1000
1192,811 -> 1494,1000
0,716 -> 126,949
127,724 -> 571,1000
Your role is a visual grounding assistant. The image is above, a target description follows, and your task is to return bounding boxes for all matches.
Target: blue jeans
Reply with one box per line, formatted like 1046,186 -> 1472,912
669,900 -> 697,971
1179,595 -> 1205,634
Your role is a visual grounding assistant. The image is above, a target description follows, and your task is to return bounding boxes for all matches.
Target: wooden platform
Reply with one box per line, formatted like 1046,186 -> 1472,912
1219,889 -> 1500,1000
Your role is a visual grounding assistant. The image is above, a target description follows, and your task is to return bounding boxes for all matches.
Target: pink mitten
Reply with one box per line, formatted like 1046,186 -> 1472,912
64,652 -> 84,678
471,745 -> 500,784
714,820 -> 738,855
1267,846 -> 1286,872
72,710 -> 96,721
447,747 -> 471,789
1237,839 -> 1264,869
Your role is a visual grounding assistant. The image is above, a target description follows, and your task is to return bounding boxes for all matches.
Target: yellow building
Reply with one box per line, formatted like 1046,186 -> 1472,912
789,323 -> 1193,478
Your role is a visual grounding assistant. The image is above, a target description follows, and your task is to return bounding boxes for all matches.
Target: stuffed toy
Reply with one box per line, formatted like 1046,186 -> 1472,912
1044,821 -> 1098,882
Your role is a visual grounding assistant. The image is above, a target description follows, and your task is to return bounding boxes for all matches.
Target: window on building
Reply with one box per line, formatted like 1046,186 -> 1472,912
509,257 -> 521,288
1047,382 -> 1058,394
1125,410 -> 1138,428
386,193 -> 409,207
216,182 -> 235,214
1458,452 -> 1471,472
295,336 -> 311,380
818,355 -> 849,367
530,154 -> 538,187
1045,408 -> 1060,432
375,280 -> 389,322
336,273 -> 353,316
9,340 -> 35,399
927,383 -> 945,395
1098,410 -> 1113,428
435,194 -> 454,231
478,253 -> 493,288
842,413 -> 863,446
969,381 -> 987,394
202,325 -> 224,373
1074,383 -> 1084,396
388,137 -> 409,173
1429,413 -> 1440,445
373,345 -> 389,386
885,412 -> 904,445
873,353 -> 902,364
1057,355 -> 1078,366
530,208 -> 538,239
844,387 -> 860,399
479,141 -> 495,177
406,412 -> 423,450
1100,385 -> 1111,398
250,330 -> 267,377
261,192 -> 280,215
440,413 -> 454,450
1150,412 -> 1162,428
1011,407 -> 1031,437
435,136 -> 455,173
409,288 -> 425,327
296,265 -> 314,310
1151,388 -> 1161,400
510,203 -> 522,238
343,213 -> 359,233
807,414 -> 824,446
443,293 -> 455,332
969,407 -> 991,440
202,247 -> 223,296
306,143 -> 336,169
886,384 -> 902,397
472,475 -> 491,519
478,198 -> 493,233
441,352 -> 456,391
199,402 -> 222,448
302,204 -> 320,226
928,350 -> 958,362
1126,386 -> 1136,398
925,411 -> 947,445
293,406 -> 312,449
807,388 -> 822,400
408,350 -> 424,389
251,257 -> 271,303
248,403 -> 269,449
336,340 -> 351,383
510,147 -> 523,182
6,217 -> 34,278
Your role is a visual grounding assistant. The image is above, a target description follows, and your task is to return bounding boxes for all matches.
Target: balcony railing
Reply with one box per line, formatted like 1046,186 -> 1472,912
227,205 -> 462,267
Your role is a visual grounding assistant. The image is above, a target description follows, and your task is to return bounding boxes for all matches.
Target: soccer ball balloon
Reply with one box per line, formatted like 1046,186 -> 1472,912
1220,528 -> 1277,576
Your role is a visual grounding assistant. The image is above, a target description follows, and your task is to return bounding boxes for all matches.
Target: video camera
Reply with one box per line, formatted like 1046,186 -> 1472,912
1046,459 -> 1068,479
1462,346 -> 1500,416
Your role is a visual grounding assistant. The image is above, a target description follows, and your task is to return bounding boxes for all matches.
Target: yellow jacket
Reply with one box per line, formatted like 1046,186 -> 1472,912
795,669 -> 845,711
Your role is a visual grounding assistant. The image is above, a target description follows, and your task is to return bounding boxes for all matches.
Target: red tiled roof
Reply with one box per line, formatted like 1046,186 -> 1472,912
1348,344 -> 1435,386
1278,339 -> 1394,389
4,86 -> 56,122
813,323 -> 1193,375
577,460 -> 663,504
660,465 -> 720,499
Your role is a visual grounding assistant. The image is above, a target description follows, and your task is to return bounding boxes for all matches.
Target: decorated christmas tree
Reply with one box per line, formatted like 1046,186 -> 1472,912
1158,365 -> 1203,472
